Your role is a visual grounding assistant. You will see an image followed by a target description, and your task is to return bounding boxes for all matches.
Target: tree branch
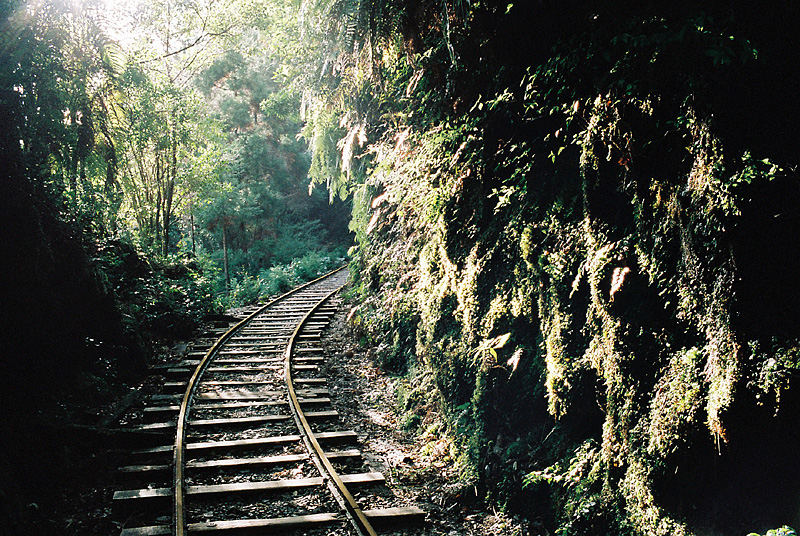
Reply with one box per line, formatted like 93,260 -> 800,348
138,25 -> 235,64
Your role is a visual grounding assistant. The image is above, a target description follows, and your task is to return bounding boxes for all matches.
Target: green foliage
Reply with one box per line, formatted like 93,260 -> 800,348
647,348 -> 703,457
188,18 -> 353,302
395,370 -> 432,431
213,250 -> 346,308
524,441 -> 632,536
260,265 -> 295,296
748,528 -> 797,536
95,241 -> 215,338
733,151 -> 783,187
224,274 -> 265,307
310,2 -> 800,535
746,341 -> 800,409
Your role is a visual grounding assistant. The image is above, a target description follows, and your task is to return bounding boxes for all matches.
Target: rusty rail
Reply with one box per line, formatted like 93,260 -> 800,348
284,285 -> 378,536
172,265 -> 347,536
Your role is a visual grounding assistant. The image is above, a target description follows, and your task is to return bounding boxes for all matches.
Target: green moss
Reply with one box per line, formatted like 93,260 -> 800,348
647,348 -> 703,457
337,10 -> 797,535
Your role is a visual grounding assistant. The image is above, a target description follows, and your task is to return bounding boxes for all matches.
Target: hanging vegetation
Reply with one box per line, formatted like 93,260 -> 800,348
301,1 -> 800,534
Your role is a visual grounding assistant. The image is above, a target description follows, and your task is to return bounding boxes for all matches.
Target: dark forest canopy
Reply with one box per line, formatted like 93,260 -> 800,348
3,1 -> 800,535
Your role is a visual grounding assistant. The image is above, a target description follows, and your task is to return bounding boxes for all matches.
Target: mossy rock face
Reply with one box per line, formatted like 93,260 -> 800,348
329,5 -> 800,534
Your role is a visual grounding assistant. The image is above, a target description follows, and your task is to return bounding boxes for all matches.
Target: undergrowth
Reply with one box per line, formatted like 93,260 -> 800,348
216,248 -> 348,308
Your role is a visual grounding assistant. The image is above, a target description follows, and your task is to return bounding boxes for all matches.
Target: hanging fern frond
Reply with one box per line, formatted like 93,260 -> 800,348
311,0 -> 412,56
344,8 -> 359,51
96,31 -> 127,77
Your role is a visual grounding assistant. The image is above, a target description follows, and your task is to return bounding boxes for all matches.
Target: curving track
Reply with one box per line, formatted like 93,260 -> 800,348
112,267 -> 423,535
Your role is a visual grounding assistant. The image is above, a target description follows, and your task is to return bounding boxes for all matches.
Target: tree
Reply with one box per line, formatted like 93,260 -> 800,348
115,65 -> 216,254
109,0 -> 244,254
3,0 -> 125,231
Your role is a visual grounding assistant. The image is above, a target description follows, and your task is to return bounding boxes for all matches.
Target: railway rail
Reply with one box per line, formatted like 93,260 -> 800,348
112,267 -> 424,535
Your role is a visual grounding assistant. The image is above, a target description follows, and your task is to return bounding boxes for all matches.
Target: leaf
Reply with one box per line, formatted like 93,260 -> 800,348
474,332 -> 512,365
507,348 -> 523,374
488,332 -> 511,349
496,332 -> 511,348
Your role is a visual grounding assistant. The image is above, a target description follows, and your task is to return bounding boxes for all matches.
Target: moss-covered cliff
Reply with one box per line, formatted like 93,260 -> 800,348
306,2 -> 800,533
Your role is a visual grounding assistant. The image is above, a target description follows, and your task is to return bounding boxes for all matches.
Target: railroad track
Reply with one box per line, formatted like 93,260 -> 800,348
113,267 -> 424,535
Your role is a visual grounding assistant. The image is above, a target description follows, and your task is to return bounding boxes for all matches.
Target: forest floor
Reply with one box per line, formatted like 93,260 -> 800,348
317,304 -> 531,536
40,298 -> 531,536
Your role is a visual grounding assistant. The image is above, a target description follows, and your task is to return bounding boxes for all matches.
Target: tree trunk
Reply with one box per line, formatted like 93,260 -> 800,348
154,154 -> 162,250
222,224 -> 230,290
162,135 -> 177,257
189,197 -> 196,255
162,198 -> 171,256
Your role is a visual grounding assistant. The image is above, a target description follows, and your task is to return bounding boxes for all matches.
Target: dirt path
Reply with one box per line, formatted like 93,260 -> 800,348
320,301 -> 531,536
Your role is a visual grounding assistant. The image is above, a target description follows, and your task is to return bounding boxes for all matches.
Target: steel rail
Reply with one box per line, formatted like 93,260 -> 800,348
173,265 -> 347,536
284,283 -> 379,536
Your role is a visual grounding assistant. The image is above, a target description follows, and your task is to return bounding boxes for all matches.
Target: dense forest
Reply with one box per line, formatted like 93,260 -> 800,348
0,0 -> 350,531
3,0 -> 800,534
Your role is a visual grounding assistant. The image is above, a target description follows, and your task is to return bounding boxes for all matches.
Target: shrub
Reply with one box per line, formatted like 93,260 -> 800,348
260,265 -> 295,297
748,528 -> 797,536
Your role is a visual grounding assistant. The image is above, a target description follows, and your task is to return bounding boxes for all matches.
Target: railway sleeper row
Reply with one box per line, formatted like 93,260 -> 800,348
120,506 -> 425,536
112,269 -> 423,535
118,449 -> 362,476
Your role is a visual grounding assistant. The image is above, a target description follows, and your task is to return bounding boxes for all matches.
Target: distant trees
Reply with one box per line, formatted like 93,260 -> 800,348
114,65 -> 219,256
